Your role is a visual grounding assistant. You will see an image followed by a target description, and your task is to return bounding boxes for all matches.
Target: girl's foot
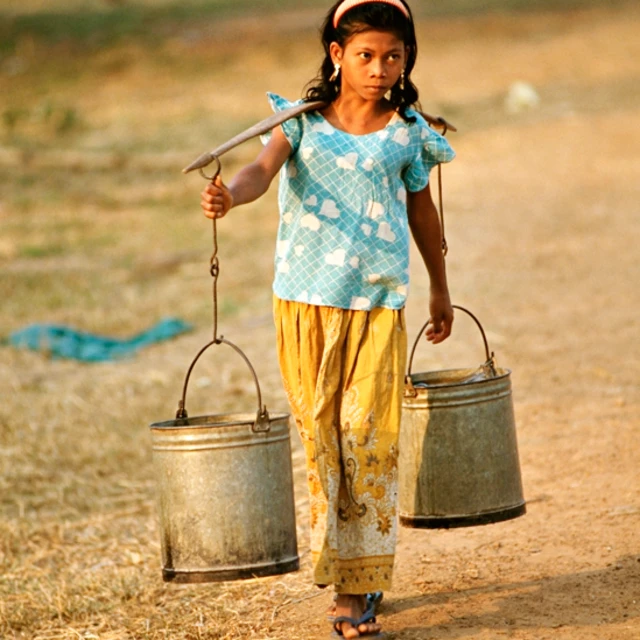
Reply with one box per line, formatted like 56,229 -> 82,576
327,592 -> 383,620
333,594 -> 383,638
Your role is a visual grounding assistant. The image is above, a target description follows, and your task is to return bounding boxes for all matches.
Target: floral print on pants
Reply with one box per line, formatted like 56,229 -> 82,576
273,296 -> 407,594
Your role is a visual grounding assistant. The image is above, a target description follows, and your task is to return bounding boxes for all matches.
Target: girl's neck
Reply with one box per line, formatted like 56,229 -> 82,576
323,95 -> 396,136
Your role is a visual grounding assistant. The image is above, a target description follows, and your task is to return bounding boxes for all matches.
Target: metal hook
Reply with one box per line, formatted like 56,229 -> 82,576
438,118 -> 449,136
198,155 -> 222,182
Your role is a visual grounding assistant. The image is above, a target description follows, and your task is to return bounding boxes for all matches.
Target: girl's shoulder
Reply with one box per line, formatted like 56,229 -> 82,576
402,107 -> 443,138
402,107 -> 456,166
267,92 -> 305,113
264,93 -> 311,152
402,106 -> 426,124
401,108 -> 456,164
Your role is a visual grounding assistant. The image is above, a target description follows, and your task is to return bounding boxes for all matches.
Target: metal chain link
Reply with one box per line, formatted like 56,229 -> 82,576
199,158 -> 222,343
436,120 -> 449,258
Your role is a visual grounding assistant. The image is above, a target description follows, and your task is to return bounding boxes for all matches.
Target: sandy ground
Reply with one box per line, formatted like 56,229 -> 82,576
267,4 -> 640,639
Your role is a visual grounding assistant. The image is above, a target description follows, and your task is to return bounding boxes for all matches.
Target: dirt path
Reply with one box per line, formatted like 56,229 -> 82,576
267,5 -> 640,638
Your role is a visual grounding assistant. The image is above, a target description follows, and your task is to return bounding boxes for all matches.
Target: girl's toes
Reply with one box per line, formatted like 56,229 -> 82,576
358,622 -> 382,636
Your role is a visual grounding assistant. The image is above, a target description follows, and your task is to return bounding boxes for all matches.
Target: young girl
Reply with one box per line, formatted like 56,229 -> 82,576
201,1 -> 454,636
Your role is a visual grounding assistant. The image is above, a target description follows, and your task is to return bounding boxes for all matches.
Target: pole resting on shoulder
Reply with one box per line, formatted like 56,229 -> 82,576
182,100 -> 325,174
182,102 -> 457,174
427,115 -> 457,134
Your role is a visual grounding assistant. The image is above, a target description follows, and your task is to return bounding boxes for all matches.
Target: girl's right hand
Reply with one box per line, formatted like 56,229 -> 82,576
201,175 -> 233,219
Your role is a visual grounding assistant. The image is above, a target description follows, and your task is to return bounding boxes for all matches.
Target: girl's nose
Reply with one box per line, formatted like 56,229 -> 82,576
370,60 -> 386,77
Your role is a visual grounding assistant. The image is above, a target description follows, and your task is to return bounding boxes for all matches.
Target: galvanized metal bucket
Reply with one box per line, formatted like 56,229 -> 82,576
399,306 -> 526,529
149,338 -> 299,583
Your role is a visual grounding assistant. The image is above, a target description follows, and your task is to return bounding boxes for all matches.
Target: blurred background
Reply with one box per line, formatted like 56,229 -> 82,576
1,1 -> 639,638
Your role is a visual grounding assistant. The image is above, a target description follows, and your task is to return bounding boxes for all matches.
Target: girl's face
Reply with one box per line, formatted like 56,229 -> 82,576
330,29 -> 407,102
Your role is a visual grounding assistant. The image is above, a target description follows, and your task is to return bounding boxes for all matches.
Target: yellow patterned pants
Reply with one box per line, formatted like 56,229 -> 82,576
273,297 -> 407,594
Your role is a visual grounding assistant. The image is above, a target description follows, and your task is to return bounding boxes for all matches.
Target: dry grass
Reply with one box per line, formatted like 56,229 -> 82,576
0,303 -> 318,639
1,4 -> 316,637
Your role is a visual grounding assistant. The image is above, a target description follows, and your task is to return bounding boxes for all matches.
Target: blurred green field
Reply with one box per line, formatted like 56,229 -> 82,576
1,0 -> 633,154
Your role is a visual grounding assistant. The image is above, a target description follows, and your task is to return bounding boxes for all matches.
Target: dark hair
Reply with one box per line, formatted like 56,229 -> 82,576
305,0 -> 419,122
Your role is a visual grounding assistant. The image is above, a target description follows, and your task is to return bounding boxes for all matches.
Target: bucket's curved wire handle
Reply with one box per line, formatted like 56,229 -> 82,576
405,305 -> 498,397
175,337 -> 271,434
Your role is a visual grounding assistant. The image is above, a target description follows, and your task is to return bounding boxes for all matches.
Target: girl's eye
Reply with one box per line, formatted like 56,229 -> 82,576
359,52 -> 371,60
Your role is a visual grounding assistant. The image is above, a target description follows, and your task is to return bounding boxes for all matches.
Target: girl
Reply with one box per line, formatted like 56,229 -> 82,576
201,1 -> 454,636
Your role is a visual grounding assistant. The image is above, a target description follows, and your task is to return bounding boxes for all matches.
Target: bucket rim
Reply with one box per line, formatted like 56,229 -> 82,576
150,411 -> 290,430
408,366 -> 511,390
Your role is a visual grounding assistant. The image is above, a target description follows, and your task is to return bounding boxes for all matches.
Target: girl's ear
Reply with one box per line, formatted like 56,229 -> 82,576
329,41 -> 344,64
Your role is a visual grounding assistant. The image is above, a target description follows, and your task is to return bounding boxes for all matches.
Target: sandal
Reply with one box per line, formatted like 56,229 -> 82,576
327,591 -> 384,621
331,603 -> 385,638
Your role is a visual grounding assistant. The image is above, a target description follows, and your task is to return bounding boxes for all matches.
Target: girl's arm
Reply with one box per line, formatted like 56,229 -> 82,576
201,126 -> 292,219
407,183 -> 454,344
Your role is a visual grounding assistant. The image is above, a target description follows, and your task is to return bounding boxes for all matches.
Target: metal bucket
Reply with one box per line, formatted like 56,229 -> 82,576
149,338 -> 299,583
399,306 -> 526,529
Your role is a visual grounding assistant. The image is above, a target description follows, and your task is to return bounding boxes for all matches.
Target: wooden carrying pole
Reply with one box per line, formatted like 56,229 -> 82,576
182,101 -> 456,174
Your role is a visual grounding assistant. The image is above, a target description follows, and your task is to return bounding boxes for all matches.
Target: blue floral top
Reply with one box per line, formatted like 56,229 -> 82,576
263,93 -> 455,311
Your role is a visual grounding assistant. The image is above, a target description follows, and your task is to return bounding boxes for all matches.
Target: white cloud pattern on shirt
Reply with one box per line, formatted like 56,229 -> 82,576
325,249 -> 346,267
351,297 -> 371,310
320,200 -> 340,218
301,214 -> 321,231
312,121 -> 334,135
392,128 -> 410,146
366,201 -> 385,220
377,222 -> 396,243
336,153 -> 358,170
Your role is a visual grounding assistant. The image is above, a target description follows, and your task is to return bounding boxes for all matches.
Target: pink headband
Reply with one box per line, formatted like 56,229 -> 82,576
333,0 -> 411,29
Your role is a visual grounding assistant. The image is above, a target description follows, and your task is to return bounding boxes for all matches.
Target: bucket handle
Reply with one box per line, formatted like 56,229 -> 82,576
405,305 -> 498,397
175,337 -> 271,434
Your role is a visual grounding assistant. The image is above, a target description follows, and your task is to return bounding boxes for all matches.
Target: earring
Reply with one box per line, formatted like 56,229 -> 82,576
399,70 -> 406,91
329,63 -> 341,83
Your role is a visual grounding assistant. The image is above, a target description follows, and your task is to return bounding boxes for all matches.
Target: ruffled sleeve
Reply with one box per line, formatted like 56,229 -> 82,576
260,92 -> 303,154
403,115 -> 456,193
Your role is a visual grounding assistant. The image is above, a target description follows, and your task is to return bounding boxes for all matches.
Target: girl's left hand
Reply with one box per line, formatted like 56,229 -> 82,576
426,293 -> 454,344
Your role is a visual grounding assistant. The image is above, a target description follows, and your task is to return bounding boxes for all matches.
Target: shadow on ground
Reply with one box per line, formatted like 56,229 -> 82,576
386,555 -> 640,637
